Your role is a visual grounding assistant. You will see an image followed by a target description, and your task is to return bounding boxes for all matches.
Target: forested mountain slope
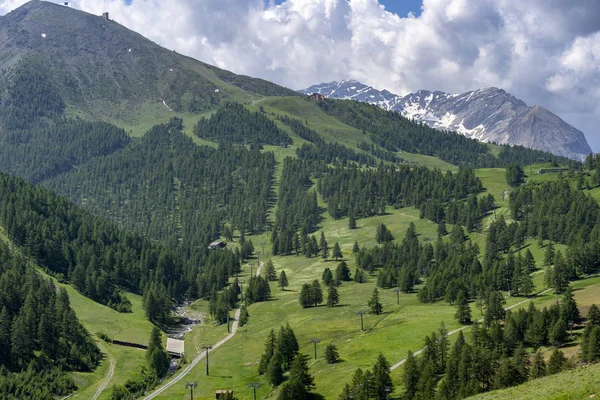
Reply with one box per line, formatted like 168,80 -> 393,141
0,242 -> 101,399
0,1 -> 296,125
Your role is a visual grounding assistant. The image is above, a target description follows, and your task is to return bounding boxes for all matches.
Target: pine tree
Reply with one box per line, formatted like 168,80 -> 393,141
278,270 -> 288,291
0,307 -> 11,364
368,288 -> 383,315
587,326 -> 600,363
335,261 -> 352,282
288,353 -> 315,392
547,348 -> 567,375
544,242 -> 555,266
324,343 -> 340,364
259,329 -> 277,374
146,326 -> 169,377
561,286 -> 581,323
373,353 -> 393,400
239,305 -> 249,327
403,351 -> 420,400
438,220 -> 447,238
10,311 -> 34,367
349,211 -> 357,230
484,291 -> 506,326
278,324 -> 300,369
353,241 -> 360,253
320,232 -> 329,260
376,223 -> 393,243
332,242 -> 343,260
454,292 -> 472,325
530,350 -> 546,379
322,268 -> 334,286
588,304 -> 600,326
355,268 -> 366,283
339,384 -> 352,400
265,260 -> 277,281
267,350 -> 284,386
327,285 -> 340,308
299,284 -> 313,308
311,280 -> 323,307
549,317 -> 568,347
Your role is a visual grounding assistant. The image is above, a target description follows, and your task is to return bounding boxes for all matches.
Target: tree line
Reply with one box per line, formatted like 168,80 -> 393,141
319,163 -> 483,222
194,102 -> 292,146
402,289 -> 581,399
316,98 -> 577,168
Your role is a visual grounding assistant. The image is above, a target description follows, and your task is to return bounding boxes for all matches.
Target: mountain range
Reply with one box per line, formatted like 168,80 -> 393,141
301,80 -> 591,160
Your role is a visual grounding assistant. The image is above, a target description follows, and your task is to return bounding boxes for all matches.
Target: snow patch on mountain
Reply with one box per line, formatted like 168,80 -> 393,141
300,81 -> 591,160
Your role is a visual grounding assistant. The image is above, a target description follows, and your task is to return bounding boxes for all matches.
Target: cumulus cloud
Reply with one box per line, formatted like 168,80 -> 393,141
1,0 -> 599,149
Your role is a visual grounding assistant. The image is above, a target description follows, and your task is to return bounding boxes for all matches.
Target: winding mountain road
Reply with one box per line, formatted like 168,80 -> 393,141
143,261 -> 263,399
390,288 -> 552,371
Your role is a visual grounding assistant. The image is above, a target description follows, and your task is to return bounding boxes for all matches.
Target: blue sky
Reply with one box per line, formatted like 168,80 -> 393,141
272,0 -> 423,17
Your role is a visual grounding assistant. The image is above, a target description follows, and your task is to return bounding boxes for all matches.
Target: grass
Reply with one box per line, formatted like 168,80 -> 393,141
153,206 -> 459,400
469,362 -> 600,399
39,273 -> 154,399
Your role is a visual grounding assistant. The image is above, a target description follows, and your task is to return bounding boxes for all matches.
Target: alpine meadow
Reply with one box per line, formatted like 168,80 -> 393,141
0,1 -> 600,400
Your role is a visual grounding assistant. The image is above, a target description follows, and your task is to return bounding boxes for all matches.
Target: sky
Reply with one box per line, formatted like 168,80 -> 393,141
1,0 -> 599,150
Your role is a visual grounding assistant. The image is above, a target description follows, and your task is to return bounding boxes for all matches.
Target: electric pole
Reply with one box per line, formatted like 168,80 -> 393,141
248,382 -> 261,400
393,287 -> 401,305
356,310 -> 366,331
226,308 -> 231,333
309,338 -> 320,359
185,381 -> 198,400
202,345 -> 213,376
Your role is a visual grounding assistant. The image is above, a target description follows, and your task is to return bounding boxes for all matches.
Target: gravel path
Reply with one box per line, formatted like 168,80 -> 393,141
390,288 -> 553,371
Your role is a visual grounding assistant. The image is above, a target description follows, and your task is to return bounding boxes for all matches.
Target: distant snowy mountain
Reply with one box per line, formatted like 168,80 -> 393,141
300,81 -> 591,160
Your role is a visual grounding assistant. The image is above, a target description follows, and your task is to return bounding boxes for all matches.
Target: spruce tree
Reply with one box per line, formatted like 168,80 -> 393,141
278,270 -> 288,291
324,343 -> 340,364
589,304 -> 600,326
146,326 -> 169,377
0,307 -> 11,364
311,280 -> 323,307
327,285 -> 340,308
438,220 -> 447,238
348,211 -> 357,230
544,242 -> 555,266
561,286 -> 580,323
320,232 -> 329,260
455,292 -> 472,325
368,288 -> 383,315
549,317 -> 568,347
531,350 -> 546,379
239,305 -> 249,327
403,351 -> 420,400
265,260 -> 277,281
288,353 -> 315,392
373,353 -> 393,400
332,242 -> 343,260
278,324 -> 300,369
547,348 -> 566,375
266,350 -> 284,386
587,326 -> 600,363
322,268 -> 334,286
354,268 -> 366,283
299,283 -> 313,308
258,329 -> 277,374
335,261 -> 351,282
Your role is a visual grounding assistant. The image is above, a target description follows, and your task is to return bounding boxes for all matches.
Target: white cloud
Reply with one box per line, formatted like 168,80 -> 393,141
2,0 -> 600,149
